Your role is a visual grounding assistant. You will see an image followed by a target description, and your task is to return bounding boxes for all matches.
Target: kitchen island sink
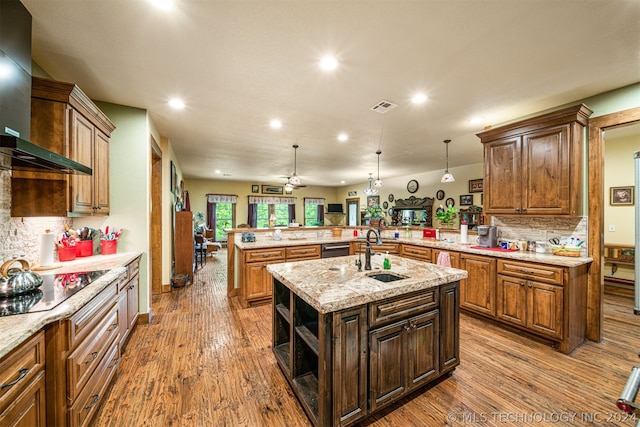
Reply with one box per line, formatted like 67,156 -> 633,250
367,272 -> 407,283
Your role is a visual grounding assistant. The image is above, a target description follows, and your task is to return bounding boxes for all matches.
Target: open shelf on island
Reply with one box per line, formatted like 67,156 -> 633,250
295,325 -> 319,355
292,372 -> 319,423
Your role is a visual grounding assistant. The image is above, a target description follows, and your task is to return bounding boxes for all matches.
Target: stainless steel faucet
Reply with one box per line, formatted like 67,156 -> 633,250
364,228 -> 383,270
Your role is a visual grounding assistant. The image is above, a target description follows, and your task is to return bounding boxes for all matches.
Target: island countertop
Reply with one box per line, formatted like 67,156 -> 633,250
267,254 -> 468,314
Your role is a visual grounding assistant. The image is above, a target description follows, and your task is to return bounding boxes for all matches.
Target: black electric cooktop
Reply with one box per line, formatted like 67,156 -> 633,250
0,269 -> 110,317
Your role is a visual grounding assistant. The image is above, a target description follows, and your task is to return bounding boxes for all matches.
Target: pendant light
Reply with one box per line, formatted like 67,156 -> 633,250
373,150 -> 383,188
289,144 -> 301,185
440,139 -> 455,183
363,173 -> 378,196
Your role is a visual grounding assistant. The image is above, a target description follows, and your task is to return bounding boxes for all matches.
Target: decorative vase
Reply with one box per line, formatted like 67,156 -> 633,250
369,218 -> 381,228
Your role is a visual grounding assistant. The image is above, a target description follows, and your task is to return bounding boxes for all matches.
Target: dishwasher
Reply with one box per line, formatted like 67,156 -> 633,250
321,242 -> 350,258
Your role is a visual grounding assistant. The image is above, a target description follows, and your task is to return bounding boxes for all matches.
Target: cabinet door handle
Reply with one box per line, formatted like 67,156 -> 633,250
403,324 -> 411,331
85,394 -> 100,410
517,269 -> 535,275
85,352 -> 99,364
108,357 -> 120,369
410,322 -> 417,329
108,323 -> 118,332
1,368 -> 29,389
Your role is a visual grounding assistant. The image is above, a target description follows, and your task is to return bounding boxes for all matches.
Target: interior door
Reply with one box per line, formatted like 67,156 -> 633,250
347,198 -> 360,226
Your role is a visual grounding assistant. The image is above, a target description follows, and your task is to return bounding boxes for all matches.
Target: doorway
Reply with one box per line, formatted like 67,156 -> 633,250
150,136 -> 163,296
346,198 -> 360,226
587,107 -> 640,342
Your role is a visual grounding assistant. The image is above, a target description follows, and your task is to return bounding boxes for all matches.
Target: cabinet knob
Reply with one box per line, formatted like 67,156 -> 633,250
403,324 -> 411,331
520,282 -> 525,287
515,208 -> 520,212
522,208 -> 527,212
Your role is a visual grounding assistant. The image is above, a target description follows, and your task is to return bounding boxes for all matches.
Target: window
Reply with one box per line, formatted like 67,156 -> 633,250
256,203 -> 291,227
206,194 -> 237,242
248,196 -> 296,228
304,198 -> 325,226
213,203 -> 234,241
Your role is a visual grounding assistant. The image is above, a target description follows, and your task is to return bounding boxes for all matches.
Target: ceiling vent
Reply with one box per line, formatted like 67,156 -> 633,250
370,100 -> 397,114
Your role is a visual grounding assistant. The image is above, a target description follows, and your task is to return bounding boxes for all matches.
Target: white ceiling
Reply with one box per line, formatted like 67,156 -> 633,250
21,0 -> 640,187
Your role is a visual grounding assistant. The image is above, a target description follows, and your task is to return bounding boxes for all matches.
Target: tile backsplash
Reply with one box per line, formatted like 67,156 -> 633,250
0,169 -> 72,266
492,215 -> 588,247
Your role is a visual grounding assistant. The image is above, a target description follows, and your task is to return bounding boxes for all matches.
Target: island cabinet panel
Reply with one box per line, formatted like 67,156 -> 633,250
286,245 -> 321,261
439,282 -> 460,371
477,103 -> 592,216
459,254 -> 496,317
351,242 -> 399,255
273,275 -> 460,427
331,307 -> 368,427
0,331 -> 46,427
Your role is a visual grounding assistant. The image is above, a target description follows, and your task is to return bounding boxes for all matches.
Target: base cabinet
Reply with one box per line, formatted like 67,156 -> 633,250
459,254 -> 496,316
0,332 -> 46,427
273,279 -> 459,427
118,257 -> 141,351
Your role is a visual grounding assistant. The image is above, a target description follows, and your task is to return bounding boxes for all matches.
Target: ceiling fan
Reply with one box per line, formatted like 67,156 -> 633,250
281,176 -> 307,190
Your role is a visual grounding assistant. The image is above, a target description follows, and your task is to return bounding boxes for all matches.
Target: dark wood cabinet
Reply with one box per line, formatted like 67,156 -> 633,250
11,77 -> 115,217
459,253 -> 496,316
497,260 -> 564,341
273,278 -> 459,427
174,211 -> 195,279
478,104 -> 592,216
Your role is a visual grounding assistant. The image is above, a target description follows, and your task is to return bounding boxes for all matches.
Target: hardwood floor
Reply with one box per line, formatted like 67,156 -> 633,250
92,252 -> 640,426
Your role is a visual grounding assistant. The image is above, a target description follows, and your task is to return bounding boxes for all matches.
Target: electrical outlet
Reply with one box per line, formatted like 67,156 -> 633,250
608,225 -> 616,232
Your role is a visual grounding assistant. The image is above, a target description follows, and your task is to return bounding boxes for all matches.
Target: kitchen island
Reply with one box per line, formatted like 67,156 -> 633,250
267,254 -> 467,427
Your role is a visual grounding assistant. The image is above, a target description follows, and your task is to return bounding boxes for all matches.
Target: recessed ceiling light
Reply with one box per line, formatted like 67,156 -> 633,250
214,170 -> 221,174
411,93 -> 427,104
469,116 -> 485,124
319,56 -> 338,71
149,0 -> 174,10
338,133 -> 348,142
340,180 -> 346,184
168,98 -> 185,109
270,119 -> 282,129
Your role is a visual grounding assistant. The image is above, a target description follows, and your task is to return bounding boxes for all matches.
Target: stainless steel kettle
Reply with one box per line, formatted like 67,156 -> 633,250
0,259 -> 43,298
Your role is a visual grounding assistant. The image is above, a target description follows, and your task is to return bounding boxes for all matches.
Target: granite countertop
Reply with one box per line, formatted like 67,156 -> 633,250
236,236 -> 593,267
267,255 -> 468,314
0,252 -> 142,360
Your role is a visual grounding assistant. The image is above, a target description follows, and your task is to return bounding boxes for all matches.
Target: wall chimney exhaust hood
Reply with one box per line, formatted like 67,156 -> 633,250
0,135 -> 92,175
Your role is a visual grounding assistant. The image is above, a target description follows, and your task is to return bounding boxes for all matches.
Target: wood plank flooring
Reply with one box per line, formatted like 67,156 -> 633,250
91,252 -> 640,426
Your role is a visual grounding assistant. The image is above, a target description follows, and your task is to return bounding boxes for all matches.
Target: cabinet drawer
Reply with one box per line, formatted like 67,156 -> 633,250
68,342 -> 119,427
67,279 -> 118,349
0,331 -> 45,413
67,306 -> 119,401
286,245 -> 320,260
369,289 -> 438,328
377,243 -> 400,254
401,245 -> 431,260
497,260 -> 563,285
245,248 -> 286,263
127,258 -> 140,281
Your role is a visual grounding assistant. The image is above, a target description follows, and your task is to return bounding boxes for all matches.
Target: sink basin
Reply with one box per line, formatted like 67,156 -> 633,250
367,272 -> 408,283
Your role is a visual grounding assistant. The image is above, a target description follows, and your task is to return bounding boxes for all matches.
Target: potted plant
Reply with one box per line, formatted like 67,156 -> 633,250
366,205 -> 385,227
436,204 -> 458,228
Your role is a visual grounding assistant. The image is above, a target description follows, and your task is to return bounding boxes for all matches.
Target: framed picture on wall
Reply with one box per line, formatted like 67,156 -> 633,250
610,186 -> 634,205
469,179 -> 483,193
251,184 -> 259,193
460,194 -> 473,206
170,161 -> 178,195
367,195 -> 380,207
262,185 -> 283,195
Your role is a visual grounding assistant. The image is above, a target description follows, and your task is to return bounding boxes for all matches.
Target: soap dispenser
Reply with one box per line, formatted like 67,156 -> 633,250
383,252 -> 391,269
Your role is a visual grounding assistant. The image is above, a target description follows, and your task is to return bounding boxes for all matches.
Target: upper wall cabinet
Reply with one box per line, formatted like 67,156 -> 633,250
477,104 -> 592,216
11,77 -> 115,217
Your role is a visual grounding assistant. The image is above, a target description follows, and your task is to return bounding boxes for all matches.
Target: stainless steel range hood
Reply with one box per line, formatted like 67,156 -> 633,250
0,135 -> 92,175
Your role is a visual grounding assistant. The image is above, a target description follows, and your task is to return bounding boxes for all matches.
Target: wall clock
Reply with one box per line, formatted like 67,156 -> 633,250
407,179 -> 419,193
388,194 -> 394,202
436,190 -> 445,200
446,197 -> 455,207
